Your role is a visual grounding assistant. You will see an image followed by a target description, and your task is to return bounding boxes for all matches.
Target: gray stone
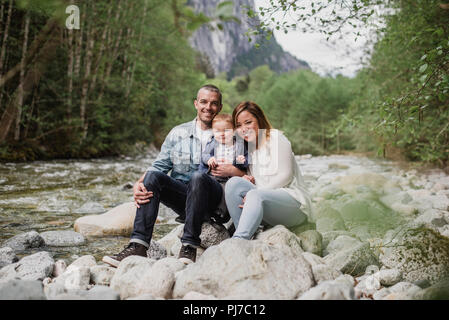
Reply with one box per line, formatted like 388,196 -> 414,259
255,225 -> 303,253
59,267 -> 91,290
324,236 -> 379,276
173,238 -> 314,300
354,275 -> 381,298
414,209 -> 448,229
373,287 -> 391,300
52,293 -> 87,300
298,277 -> 355,300
182,291 -> 218,300
301,252 -> 341,283
199,222 -> 230,249
0,280 -> 46,300
1,231 -> 44,253
52,260 -> 67,277
90,265 -> 115,286
44,282 -> 66,299
298,230 -> 322,256
40,230 -> 85,247
157,225 -> 184,254
86,285 -> 120,300
321,230 -> 356,250
147,240 -> 167,260
109,255 -> 157,299
389,281 -> 422,294
375,268 -> 402,286
110,256 -> 183,300
0,247 -> 18,268
66,255 -> 96,272
414,279 -> 449,300
0,251 -> 54,282
380,226 -> 449,285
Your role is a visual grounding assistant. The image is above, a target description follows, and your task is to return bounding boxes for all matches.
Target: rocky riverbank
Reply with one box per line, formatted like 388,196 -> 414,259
1,154 -> 449,300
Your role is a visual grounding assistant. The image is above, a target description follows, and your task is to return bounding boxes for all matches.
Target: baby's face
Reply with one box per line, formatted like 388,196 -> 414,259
212,121 -> 234,145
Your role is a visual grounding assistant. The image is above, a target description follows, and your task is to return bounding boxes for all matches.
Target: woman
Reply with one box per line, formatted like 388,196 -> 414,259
225,101 -> 313,240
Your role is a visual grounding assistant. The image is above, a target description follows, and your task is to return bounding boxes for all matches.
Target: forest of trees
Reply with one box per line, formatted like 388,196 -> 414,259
0,0 -> 448,167
0,0 -> 205,160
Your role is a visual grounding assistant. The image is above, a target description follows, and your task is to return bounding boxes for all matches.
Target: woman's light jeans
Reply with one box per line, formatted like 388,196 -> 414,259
225,176 -> 307,239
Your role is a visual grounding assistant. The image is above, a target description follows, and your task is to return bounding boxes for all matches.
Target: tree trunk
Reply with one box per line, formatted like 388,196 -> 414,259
14,13 -> 31,141
0,22 -> 62,143
98,0 -> 123,102
89,5 -> 112,101
0,0 -> 13,110
126,0 -> 148,98
67,26 -> 74,121
80,5 -> 94,141
0,18 -> 59,89
74,2 -> 86,79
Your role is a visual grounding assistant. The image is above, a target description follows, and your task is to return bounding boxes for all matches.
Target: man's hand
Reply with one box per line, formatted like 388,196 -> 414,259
238,196 -> 246,208
133,180 -> 153,208
242,175 -> 255,184
207,156 -> 218,169
210,164 -> 244,177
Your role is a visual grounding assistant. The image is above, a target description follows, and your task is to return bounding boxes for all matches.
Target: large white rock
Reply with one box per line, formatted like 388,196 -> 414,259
0,251 -> 54,282
298,276 -> 355,300
61,267 -> 90,290
301,252 -> 341,283
157,225 -> 184,254
74,202 -> 136,237
324,236 -> 379,276
0,280 -> 46,300
109,256 -> 155,299
255,225 -> 303,253
90,265 -> 116,286
380,226 -> 449,284
172,237 -> 315,300
40,230 -> 85,247
110,256 -> 184,300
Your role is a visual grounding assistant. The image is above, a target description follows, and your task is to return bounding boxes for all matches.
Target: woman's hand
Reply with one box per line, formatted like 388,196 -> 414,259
242,175 -> 255,184
210,164 -> 244,177
238,196 -> 246,208
133,181 -> 153,208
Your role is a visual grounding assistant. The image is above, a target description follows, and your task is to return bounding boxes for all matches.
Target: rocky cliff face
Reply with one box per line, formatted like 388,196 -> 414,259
187,0 -> 310,78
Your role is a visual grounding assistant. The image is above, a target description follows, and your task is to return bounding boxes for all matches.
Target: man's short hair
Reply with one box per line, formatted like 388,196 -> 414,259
197,84 -> 222,106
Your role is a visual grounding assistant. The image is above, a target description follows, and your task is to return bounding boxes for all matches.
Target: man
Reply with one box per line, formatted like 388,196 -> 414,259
102,84 -> 245,266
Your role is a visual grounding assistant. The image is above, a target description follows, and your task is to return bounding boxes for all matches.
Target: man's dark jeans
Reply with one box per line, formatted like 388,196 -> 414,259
130,170 -> 223,248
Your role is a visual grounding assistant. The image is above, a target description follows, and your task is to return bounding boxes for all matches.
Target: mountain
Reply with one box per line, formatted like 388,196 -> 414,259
187,0 -> 310,79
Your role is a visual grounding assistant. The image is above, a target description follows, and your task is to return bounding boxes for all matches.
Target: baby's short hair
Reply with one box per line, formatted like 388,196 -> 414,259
212,114 -> 233,128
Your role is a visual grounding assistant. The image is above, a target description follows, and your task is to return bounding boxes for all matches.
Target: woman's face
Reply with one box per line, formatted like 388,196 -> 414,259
235,110 -> 259,143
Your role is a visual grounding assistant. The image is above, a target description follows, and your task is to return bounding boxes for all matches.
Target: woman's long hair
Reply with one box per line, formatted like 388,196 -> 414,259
232,101 -> 272,149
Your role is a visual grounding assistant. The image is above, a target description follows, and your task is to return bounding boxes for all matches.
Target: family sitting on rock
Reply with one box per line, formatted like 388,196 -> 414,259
102,84 -> 313,267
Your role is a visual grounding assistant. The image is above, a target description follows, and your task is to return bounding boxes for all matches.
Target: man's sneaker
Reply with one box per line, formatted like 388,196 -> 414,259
102,242 -> 148,268
178,244 -> 197,264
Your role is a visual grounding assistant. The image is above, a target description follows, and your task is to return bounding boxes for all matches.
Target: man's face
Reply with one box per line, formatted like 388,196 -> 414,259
194,89 -> 222,126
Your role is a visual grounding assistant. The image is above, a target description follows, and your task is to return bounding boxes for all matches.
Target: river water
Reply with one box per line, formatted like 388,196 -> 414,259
0,152 -> 425,263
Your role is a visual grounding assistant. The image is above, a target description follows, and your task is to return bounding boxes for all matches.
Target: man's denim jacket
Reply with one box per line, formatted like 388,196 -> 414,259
146,118 -> 205,183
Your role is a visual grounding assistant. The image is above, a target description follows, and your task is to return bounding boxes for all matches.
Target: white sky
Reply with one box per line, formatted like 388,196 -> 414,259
253,0 -> 383,78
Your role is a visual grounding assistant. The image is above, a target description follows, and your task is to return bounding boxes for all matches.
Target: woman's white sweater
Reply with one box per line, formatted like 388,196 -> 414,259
248,129 -> 314,221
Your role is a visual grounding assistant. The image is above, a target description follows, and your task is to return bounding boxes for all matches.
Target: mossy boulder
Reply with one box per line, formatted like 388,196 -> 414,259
380,226 -> 449,285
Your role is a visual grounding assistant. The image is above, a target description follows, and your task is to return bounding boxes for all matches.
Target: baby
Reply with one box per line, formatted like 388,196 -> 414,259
199,113 -> 248,183
198,113 -> 249,225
